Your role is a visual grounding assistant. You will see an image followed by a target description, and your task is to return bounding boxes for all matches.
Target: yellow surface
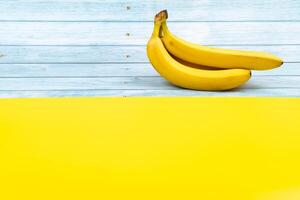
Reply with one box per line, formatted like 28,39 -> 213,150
0,97 -> 300,200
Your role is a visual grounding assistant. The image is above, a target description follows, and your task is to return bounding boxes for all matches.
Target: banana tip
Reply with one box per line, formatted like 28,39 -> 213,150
155,10 -> 168,22
162,10 -> 168,19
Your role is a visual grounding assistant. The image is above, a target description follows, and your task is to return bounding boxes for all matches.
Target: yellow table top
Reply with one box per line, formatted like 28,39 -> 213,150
1,97 -> 300,200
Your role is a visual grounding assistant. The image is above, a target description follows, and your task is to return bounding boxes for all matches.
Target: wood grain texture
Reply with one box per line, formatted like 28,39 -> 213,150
0,76 -> 299,90
1,89 -> 300,98
0,22 -> 299,45
0,0 -> 299,21
0,63 -> 298,77
0,45 -> 298,63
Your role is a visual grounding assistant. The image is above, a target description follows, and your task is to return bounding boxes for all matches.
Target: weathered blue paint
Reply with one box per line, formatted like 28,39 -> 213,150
0,0 -> 299,21
0,22 -> 299,45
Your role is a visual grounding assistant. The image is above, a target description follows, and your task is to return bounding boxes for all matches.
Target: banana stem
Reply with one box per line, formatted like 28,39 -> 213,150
151,22 -> 161,37
161,21 -> 169,34
152,10 -> 168,37
155,10 -> 168,22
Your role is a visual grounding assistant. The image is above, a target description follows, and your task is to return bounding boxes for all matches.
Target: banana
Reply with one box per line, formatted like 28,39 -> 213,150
158,10 -> 283,70
147,13 -> 251,91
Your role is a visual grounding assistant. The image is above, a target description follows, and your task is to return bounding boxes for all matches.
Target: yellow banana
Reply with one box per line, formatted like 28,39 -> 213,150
147,15 -> 251,91
159,10 -> 283,70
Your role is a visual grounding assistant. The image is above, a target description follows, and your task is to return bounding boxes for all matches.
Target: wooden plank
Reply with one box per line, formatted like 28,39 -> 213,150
0,45 -> 146,63
0,63 -> 298,77
0,45 -> 298,63
0,0 -> 299,21
0,22 -> 299,45
0,89 -> 300,98
0,76 -> 299,90
0,63 -> 158,77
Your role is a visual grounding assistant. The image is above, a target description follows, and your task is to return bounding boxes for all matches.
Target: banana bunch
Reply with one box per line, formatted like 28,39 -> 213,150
147,10 -> 283,91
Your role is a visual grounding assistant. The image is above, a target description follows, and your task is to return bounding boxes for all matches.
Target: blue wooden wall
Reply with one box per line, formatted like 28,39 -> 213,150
0,0 -> 299,97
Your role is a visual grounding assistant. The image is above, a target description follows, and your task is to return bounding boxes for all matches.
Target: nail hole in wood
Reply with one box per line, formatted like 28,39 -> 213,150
126,6 -> 131,10
126,33 -> 130,37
